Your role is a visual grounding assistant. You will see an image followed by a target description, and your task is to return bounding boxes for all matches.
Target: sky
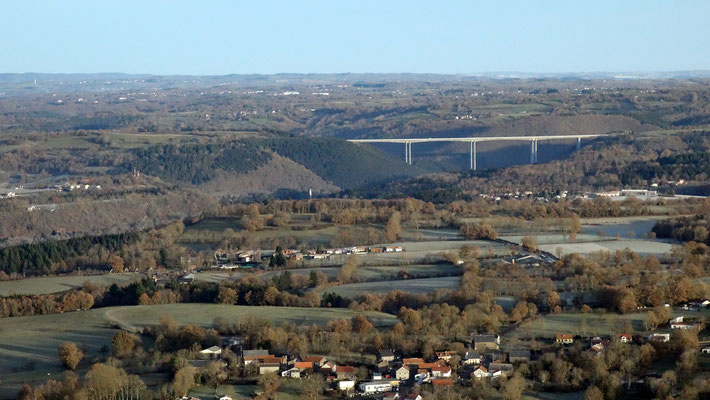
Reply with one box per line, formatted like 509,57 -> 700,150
2,0 -> 709,75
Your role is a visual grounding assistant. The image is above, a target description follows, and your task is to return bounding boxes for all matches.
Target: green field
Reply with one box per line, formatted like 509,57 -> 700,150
195,264 -> 460,284
188,380 -> 305,400
0,273 -> 143,296
0,304 -> 396,398
103,304 -> 397,331
319,276 -> 461,298
507,312 -> 649,340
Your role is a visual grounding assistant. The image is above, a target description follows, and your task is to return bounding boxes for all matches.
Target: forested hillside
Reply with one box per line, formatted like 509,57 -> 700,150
129,138 -> 421,190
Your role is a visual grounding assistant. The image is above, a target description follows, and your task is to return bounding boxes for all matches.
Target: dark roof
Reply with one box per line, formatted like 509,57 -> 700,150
378,349 -> 395,357
474,335 -> 497,343
243,349 -> 269,357
465,350 -> 481,359
509,349 -> 531,359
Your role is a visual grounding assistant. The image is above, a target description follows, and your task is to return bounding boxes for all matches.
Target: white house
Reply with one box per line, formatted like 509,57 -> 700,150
431,366 -> 452,378
395,366 -> 410,381
281,367 -> 301,378
199,346 -> 222,359
464,351 -> 482,365
359,381 -> 393,394
337,380 -> 355,391
472,366 -> 489,380
649,333 -> 671,343
701,347 -> 710,354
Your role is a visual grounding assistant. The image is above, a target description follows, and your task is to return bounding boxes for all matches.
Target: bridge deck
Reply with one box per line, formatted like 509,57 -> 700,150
347,134 -> 606,143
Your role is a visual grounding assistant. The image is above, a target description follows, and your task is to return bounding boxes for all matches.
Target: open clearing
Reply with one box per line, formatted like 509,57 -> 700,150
538,239 -> 675,257
501,234 -> 676,256
0,273 -> 142,296
506,312 -> 649,340
319,276 -> 461,298
195,264 -> 460,284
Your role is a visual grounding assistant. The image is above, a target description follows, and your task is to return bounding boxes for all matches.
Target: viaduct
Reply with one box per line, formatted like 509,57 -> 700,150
347,134 -> 607,170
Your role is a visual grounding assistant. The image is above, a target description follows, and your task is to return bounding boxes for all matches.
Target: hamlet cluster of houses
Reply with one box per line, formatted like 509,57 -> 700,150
213,245 -> 405,268
181,315 -> 710,400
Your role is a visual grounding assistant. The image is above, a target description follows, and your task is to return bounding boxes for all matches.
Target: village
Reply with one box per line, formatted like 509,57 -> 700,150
175,305 -> 710,400
212,246 -> 405,269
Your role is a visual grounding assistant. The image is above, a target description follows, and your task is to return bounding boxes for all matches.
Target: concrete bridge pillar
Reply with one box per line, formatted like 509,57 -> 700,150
577,137 -> 581,150
470,141 -> 477,170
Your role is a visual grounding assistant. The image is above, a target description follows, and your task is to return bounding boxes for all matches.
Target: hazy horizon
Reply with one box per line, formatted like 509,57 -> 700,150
2,0 -> 709,75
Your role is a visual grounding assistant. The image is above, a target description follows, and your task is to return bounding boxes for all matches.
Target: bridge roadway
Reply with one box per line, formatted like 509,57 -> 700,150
347,134 -> 608,170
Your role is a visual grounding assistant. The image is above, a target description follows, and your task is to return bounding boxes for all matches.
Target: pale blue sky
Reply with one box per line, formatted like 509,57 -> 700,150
2,0 -> 709,74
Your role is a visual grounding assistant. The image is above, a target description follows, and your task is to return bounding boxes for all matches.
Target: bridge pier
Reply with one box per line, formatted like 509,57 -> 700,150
470,141 -> 477,170
576,137 -> 581,150
405,142 -> 413,165
530,139 -> 538,164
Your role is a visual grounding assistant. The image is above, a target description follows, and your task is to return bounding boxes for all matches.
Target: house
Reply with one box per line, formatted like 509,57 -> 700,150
243,349 -> 269,357
404,394 -> 422,400
336,366 -> 357,381
199,346 -> 222,359
472,366 -> 489,380
383,246 -> 404,252
359,381 -> 392,394
701,348 -> 710,354
590,342 -> 607,355
224,336 -> 242,349
304,356 -> 327,367
463,350 -> 482,365
395,365 -> 410,381
219,396 -> 232,400
618,334 -> 633,343
435,351 -> 457,362
376,359 -> 391,370
491,370 -> 507,380
509,349 -> 531,363
337,380 -> 355,391
419,362 -> 443,370
378,349 -> 395,362
372,372 -> 382,381
689,299 -> 710,308
489,362 -> 513,373
259,363 -> 280,375
414,370 -> 430,384
556,334 -> 574,344
474,335 -> 500,351
671,321 -> 701,330
294,361 -> 312,371
430,366 -> 452,378
281,367 -> 301,378
403,358 -> 425,367
245,354 -> 286,367
179,273 -> 195,284
649,333 -> 670,343
320,361 -> 336,375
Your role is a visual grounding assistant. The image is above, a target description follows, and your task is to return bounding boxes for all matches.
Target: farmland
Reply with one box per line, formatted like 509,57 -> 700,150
319,276 -> 461,298
195,264 -> 460,284
0,273 -> 142,296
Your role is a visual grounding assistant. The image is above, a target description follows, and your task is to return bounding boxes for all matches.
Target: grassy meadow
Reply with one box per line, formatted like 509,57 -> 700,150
0,273 -> 142,296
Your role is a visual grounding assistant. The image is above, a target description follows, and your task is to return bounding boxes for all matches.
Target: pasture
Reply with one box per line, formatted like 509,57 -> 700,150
195,264 -> 460,284
319,276 -> 461,298
0,273 -> 142,296
506,312 -> 649,341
